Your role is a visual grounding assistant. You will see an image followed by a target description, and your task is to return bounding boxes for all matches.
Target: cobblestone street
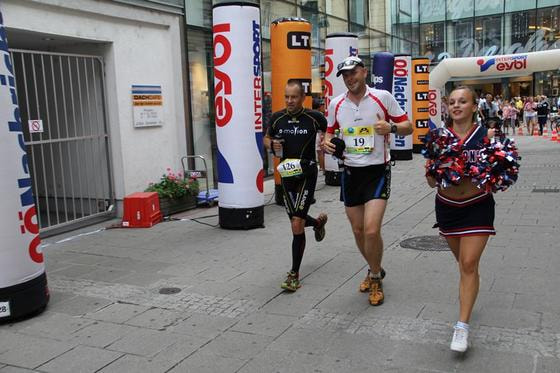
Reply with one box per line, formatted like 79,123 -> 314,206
1,135 -> 559,372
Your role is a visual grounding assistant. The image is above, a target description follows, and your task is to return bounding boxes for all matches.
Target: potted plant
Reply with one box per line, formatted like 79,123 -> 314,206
146,168 -> 199,216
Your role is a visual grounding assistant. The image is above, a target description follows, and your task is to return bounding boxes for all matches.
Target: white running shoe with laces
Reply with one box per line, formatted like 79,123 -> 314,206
450,326 -> 469,352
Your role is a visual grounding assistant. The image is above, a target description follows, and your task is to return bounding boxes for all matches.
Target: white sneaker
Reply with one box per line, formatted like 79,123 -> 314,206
450,326 -> 469,352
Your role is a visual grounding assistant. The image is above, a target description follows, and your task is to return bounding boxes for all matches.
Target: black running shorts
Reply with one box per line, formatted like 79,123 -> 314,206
281,167 -> 318,219
340,163 -> 391,207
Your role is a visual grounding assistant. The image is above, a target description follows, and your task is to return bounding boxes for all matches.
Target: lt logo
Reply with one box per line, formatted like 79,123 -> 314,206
287,32 -> 311,49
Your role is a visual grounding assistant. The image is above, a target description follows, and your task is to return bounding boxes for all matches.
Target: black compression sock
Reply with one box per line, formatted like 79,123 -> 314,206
291,233 -> 306,273
304,215 -> 317,228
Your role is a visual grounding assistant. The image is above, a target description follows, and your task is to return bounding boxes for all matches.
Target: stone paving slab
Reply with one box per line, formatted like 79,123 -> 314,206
0,136 -> 558,372
36,346 -> 122,373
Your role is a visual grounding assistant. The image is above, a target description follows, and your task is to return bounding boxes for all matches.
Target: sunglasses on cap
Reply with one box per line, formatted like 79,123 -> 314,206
337,59 -> 364,71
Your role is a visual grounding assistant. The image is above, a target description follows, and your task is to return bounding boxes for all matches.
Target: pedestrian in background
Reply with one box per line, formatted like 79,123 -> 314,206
536,95 -> 550,135
502,100 -> 518,136
524,96 -> 537,135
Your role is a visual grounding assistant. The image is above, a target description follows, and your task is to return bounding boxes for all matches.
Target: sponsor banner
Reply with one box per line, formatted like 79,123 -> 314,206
430,50 -> 560,90
391,55 -> 413,151
0,11 -> 45,289
371,52 -> 394,92
271,18 -> 312,181
411,58 -> 430,151
323,33 -> 358,172
213,3 -> 264,209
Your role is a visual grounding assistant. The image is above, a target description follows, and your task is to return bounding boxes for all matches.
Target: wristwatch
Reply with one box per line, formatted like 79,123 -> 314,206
390,124 -> 398,134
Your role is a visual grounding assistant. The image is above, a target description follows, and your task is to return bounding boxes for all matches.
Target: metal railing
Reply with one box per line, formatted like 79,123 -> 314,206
10,49 -> 115,234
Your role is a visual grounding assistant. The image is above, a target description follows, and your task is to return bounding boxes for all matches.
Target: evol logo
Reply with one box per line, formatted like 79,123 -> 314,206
0,19 -> 43,263
428,90 -> 439,117
323,49 -> 333,116
213,23 -> 233,127
477,55 -> 528,72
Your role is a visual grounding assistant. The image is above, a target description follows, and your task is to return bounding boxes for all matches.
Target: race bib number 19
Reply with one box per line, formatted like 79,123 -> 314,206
0,301 -> 10,318
277,158 -> 304,178
343,126 -> 374,154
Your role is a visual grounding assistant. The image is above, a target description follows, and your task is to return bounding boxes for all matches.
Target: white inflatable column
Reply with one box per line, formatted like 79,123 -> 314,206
391,55 -> 413,159
323,32 -> 358,186
213,0 -> 264,229
0,11 -> 49,321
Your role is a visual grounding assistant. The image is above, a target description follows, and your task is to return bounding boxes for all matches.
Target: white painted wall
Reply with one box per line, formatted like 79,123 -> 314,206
1,0 -> 188,208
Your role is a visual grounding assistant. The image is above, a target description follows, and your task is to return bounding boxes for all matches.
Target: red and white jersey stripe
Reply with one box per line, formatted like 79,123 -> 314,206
327,86 -> 408,166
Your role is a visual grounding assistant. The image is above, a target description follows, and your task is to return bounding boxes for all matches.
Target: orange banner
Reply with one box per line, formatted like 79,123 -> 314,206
411,57 -> 430,153
270,18 -> 312,186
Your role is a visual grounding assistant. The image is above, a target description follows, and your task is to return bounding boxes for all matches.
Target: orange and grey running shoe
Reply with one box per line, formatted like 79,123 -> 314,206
314,213 -> 328,242
368,278 -> 384,306
281,271 -> 301,292
359,268 -> 386,292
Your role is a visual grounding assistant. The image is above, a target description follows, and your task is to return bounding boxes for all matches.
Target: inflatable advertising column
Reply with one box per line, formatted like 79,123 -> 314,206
411,57 -> 430,153
213,0 -> 264,229
324,32 -> 358,186
391,55 -> 413,160
371,51 -> 394,92
0,11 -> 49,322
271,17 -> 312,204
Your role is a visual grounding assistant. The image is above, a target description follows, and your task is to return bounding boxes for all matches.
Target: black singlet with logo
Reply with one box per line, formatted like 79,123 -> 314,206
267,108 -> 327,161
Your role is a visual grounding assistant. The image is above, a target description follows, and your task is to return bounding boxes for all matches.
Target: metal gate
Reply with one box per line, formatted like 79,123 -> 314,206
10,49 -> 115,234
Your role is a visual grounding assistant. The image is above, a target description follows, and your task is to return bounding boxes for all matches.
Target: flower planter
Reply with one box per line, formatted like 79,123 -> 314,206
158,195 -> 197,216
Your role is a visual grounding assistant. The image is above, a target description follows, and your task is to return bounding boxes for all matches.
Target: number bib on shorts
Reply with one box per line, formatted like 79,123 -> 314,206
343,126 -> 374,154
277,158 -> 304,178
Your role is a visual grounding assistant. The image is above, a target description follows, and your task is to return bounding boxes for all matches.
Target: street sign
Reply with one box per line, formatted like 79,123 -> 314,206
28,119 -> 43,133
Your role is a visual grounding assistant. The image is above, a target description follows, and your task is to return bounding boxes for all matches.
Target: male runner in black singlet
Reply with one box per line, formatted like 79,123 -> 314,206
264,79 -> 328,292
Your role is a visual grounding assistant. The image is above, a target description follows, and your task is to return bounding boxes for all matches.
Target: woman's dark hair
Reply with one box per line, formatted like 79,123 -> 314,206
445,85 -> 479,126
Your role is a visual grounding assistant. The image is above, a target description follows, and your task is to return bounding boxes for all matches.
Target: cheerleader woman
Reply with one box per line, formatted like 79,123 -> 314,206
426,86 -> 495,353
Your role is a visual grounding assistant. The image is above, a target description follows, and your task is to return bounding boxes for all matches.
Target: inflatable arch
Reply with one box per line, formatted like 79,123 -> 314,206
429,49 -> 560,128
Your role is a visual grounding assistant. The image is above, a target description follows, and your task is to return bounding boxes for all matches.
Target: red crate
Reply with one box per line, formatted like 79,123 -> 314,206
122,192 -> 162,228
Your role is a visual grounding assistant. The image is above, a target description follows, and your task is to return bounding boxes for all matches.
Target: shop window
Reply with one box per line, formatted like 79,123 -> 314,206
537,6 -> 560,48
446,0 -> 473,21
185,0 -> 212,28
420,22 -> 445,61
505,0 -> 537,13
474,0 -> 504,17
350,0 -> 368,27
453,21 -> 475,57
327,15 -> 348,34
261,1 -> 297,40
325,0 -> 347,19
419,0 -> 446,23
187,30 -> 216,186
475,16 -> 502,55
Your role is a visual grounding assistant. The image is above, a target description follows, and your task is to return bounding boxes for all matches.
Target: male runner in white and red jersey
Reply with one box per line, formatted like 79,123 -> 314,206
323,56 -> 412,306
